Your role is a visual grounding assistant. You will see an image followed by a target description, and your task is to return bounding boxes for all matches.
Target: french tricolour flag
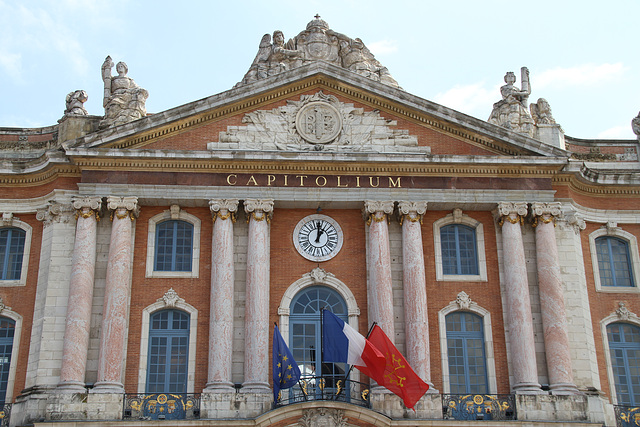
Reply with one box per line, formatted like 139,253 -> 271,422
322,310 -> 386,381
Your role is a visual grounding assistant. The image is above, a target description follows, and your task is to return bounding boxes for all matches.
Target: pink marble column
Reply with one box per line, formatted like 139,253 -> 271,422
531,202 -> 579,395
57,197 -> 102,393
497,202 -> 542,394
93,196 -> 139,393
398,201 -> 436,391
241,199 -> 273,393
206,199 -> 239,392
363,201 -> 395,337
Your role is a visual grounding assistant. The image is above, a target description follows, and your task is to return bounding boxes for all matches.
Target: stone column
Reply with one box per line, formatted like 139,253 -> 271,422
241,199 -> 273,393
397,201 -> 436,391
363,201 -> 395,337
206,199 -> 239,392
57,197 -> 102,393
531,202 -> 579,395
93,196 -> 139,393
497,202 -> 542,394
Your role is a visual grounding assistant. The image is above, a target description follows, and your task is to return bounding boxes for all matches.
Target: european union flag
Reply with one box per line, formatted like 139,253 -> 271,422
272,324 -> 301,402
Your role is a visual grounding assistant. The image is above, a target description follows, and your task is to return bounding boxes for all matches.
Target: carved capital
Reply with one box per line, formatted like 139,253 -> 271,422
397,201 -> 427,225
496,202 -> 528,227
106,196 -> 139,221
530,202 -> 562,228
72,196 -> 103,221
210,199 -> 239,223
244,199 -> 274,223
363,200 -> 394,225
559,211 -> 586,234
36,202 -> 74,227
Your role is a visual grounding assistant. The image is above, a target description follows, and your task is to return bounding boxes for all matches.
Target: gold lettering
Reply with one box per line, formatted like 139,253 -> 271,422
227,174 -> 237,185
246,175 -> 258,186
315,176 -> 327,187
356,176 -> 361,188
388,177 -> 401,188
369,177 -> 380,188
267,175 -> 276,186
337,176 -> 348,188
296,175 -> 308,186
284,175 -> 289,186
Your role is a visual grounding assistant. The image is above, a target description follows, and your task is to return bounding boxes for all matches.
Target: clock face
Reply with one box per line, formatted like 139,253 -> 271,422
293,214 -> 343,262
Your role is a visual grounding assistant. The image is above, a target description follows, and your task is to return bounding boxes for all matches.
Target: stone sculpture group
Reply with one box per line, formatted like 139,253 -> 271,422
99,56 -> 149,128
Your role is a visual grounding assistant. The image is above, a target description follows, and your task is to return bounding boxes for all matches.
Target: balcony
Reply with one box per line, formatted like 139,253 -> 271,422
275,375 -> 371,408
615,405 -> 640,427
123,393 -> 200,421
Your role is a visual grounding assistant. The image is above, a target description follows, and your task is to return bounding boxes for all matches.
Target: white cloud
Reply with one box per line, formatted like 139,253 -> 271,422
432,82 -> 498,117
597,125 -> 635,139
0,51 -> 22,82
536,63 -> 628,89
367,40 -> 398,56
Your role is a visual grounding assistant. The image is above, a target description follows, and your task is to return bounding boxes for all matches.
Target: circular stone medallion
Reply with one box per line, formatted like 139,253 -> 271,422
295,102 -> 342,144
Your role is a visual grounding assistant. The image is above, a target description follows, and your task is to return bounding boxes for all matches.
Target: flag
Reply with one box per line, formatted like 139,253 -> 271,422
368,325 -> 429,410
322,310 -> 386,383
272,324 -> 301,402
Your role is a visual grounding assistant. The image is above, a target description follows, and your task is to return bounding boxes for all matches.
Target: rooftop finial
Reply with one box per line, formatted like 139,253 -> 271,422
314,13 -> 321,19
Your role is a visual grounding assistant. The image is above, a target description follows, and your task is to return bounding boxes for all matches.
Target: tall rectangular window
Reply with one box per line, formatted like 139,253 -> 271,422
596,236 -> 634,287
154,221 -> 193,272
0,228 -> 26,281
441,224 -> 478,276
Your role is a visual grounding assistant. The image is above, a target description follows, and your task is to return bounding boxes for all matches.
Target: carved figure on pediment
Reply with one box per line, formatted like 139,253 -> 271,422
236,16 -> 400,89
530,98 -> 556,125
64,90 -> 88,116
100,56 -> 149,128
632,111 -> 640,139
488,67 -> 535,137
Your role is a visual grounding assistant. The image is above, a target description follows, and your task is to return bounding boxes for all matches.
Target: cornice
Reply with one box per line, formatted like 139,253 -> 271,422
0,164 -> 80,186
553,173 -> 640,197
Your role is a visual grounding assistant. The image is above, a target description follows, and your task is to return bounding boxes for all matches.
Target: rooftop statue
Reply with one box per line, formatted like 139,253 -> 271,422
99,56 -> 149,128
236,16 -> 400,89
632,111 -> 640,140
63,90 -> 89,117
488,67 -> 535,137
530,98 -> 556,125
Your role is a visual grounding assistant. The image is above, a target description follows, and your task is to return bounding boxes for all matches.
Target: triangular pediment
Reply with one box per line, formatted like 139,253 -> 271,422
63,62 -> 568,159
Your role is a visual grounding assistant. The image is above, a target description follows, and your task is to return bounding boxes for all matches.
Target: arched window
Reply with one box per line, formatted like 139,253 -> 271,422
290,286 -> 348,392
445,311 -> 488,394
607,322 -> 640,405
0,317 -> 15,407
154,220 -> 194,272
146,310 -> 190,393
441,224 -> 478,276
0,228 -> 26,281
596,236 -> 635,287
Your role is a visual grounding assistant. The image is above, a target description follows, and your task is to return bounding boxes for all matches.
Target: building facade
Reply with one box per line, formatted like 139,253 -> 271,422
0,17 -> 639,426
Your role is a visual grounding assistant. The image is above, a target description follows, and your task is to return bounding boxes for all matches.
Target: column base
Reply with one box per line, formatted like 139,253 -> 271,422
204,381 -> 236,393
56,380 -> 87,394
239,381 -> 270,393
513,381 -> 545,395
550,382 -> 582,395
91,381 -> 124,394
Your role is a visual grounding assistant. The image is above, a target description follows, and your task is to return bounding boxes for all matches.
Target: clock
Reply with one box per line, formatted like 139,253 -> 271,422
293,214 -> 343,262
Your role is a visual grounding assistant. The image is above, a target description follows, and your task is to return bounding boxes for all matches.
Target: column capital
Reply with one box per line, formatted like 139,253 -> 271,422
107,196 -> 139,221
36,202 -> 74,227
72,196 -> 103,221
210,199 -> 239,223
397,201 -> 427,225
531,202 -> 562,228
244,199 -> 274,223
363,200 -> 394,225
496,201 -> 528,227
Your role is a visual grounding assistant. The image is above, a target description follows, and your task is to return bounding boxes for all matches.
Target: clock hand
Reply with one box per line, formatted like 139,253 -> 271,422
315,221 -> 324,243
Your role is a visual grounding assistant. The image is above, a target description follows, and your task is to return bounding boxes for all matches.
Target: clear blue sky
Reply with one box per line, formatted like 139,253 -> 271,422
1,0 -> 637,139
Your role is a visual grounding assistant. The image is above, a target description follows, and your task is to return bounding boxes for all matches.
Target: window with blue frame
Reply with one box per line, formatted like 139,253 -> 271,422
446,311 -> 488,394
607,323 -> 640,405
146,310 -> 190,393
0,228 -> 26,281
0,317 -> 14,408
440,224 -> 478,276
596,236 -> 635,287
154,221 -> 193,272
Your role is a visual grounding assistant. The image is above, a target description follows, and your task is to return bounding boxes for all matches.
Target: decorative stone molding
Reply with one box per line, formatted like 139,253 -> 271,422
606,221 -> 620,234
36,202 -> 74,226
209,199 -> 239,223
530,202 -> 562,228
452,208 -> 463,224
243,199 -> 274,223
2,212 -> 13,226
397,201 -> 427,225
106,196 -> 139,221
455,291 -> 474,310
159,288 -> 183,308
614,302 -> 638,322
0,296 -> 10,314
496,201 -> 528,227
363,200 -> 394,225
561,212 -> 586,234
297,408 -> 348,427
310,267 -> 329,284
72,196 -> 102,221
170,204 -> 180,219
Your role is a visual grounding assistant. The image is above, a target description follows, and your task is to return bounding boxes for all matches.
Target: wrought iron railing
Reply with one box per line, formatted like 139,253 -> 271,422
615,405 -> 640,426
442,394 -> 516,421
0,404 -> 10,427
123,393 -> 200,421
275,376 -> 371,408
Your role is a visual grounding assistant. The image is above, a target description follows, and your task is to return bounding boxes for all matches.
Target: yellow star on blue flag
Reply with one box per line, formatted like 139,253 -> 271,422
273,324 -> 301,402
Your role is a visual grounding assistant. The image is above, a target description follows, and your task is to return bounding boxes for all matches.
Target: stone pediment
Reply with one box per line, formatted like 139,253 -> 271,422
207,91 -> 427,153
